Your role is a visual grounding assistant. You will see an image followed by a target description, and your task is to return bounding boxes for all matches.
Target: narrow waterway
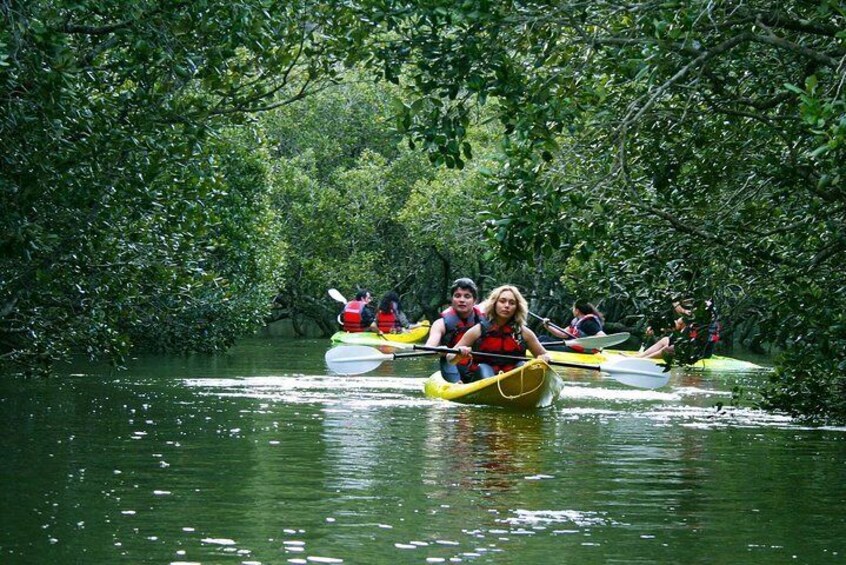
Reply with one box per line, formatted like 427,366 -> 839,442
1,337 -> 843,564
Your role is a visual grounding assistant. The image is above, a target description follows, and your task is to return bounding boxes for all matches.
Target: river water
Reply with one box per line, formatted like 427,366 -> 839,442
1,337 -> 843,564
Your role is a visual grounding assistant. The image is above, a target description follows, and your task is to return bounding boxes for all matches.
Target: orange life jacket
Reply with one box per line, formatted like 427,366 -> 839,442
441,306 -> 484,347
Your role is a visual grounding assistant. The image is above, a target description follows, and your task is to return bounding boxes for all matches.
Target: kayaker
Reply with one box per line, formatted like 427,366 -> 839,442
375,291 -> 410,333
449,285 -> 551,383
637,299 -> 720,359
341,289 -> 377,333
539,299 -> 605,352
425,277 -> 485,383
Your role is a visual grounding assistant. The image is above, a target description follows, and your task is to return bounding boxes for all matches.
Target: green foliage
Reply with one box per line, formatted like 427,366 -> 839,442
262,78 -> 501,329
349,0 -> 846,421
762,338 -> 846,424
1,0 -> 349,369
4,0 -> 844,424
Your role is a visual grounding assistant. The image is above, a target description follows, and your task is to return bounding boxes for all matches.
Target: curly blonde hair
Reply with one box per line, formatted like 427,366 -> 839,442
482,285 -> 528,327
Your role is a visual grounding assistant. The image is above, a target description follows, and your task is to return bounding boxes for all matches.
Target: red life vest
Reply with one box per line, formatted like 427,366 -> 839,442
376,308 -> 401,333
470,319 -> 526,374
441,306 -> 484,368
690,321 -> 721,342
342,300 -> 368,332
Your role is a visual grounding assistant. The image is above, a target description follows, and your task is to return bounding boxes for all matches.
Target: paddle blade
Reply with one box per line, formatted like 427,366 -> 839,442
565,332 -> 631,349
610,372 -> 670,390
324,345 -> 389,375
328,288 -> 347,303
599,358 -> 670,389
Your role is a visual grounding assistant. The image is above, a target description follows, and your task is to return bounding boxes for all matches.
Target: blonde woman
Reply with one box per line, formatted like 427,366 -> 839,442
448,285 -> 551,382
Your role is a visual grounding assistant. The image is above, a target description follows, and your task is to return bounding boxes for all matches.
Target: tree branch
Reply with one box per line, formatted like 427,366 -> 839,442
628,200 -> 790,267
60,20 -> 134,36
750,28 -> 841,68
755,13 -> 844,39
808,237 -> 846,269
616,32 -> 753,136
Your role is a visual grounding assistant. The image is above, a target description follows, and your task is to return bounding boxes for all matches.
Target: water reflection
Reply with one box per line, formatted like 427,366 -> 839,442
422,407 -> 549,496
2,337 -> 844,564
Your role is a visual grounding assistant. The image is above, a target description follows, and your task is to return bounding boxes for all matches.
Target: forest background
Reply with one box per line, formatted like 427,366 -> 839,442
2,1 -> 844,423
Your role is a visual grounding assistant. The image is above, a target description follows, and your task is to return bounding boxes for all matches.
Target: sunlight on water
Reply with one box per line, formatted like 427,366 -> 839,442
503,509 -> 618,527
3,337 -> 844,564
182,375 -> 432,407
558,383 -> 681,402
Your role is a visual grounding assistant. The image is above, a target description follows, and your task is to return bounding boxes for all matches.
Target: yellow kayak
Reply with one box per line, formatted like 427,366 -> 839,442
423,359 -> 563,409
329,320 -> 430,347
542,348 -> 765,372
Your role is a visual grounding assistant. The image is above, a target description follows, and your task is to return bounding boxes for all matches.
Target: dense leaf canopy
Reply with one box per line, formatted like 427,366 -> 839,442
2,1 -> 844,422
345,0 -> 846,421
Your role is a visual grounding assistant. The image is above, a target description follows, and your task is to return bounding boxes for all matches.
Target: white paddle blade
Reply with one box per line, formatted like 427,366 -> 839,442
600,358 -> 670,389
324,345 -> 390,375
610,372 -> 670,389
328,288 -> 347,303
565,332 -> 631,349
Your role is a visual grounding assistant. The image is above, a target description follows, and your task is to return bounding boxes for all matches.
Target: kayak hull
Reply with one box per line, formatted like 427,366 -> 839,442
330,321 -> 430,347
543,349 -> 764,372
423,359 -> 563,409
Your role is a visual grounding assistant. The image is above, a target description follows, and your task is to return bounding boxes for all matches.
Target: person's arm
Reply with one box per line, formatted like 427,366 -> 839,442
542,319 -> 576,339
447,324 -> 482,364
362,306 -> 378,333
397,310 -> 410,328
523,327 -> 551,363
425,319 -> 446,347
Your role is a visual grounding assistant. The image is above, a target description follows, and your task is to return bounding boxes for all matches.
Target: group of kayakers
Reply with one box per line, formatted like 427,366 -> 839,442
424,278 -> 605,384
340,289 -> 412,334
339,278 -> 720,384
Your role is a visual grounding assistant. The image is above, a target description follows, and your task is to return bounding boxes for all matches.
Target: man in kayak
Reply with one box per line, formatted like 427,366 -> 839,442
341,289 -> 377,333
425,278 -> 485,383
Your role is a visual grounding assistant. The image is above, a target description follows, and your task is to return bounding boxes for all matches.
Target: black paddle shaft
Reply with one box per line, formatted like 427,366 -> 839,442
412,345 -> 602,373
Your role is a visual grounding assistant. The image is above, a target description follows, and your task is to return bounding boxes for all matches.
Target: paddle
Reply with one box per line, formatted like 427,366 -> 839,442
528,311 -> 630,350
326,345 -> 439,375
326,344 -> 669,389
607,365 -> 670,390
528,310 -> 570,334
328,288 -> 347,303
414,343 -> 665,374
542,332 -> 631,350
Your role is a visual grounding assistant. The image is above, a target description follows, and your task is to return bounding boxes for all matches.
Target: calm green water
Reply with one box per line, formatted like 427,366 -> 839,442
1,337 -> 844,564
